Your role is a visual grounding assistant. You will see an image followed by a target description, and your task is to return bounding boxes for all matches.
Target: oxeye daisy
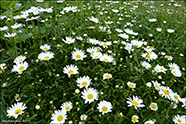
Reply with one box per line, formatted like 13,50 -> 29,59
13,55 -> 27,64
81,87 -> 99,104
170,92 -> 180,103
0,63 -> 6,73
99,26 -> 107,32
180,98 -> 186,109
99,53 -> 114,63
60,102 -> 73,112
15,94 -> 21,102
171,69 -> 182,77
97,100 -> 112,115
159,86 -> 173,99
63,64 -> 79,77
103,73 -> 112,80
38,51 -> 54,61
87,47 -> 98,54
167,29 -> 175,33
88,38 -> 100,45
76,76 -> 91,88
62,37 -> 75,44
90,52 -> 102,59
172,114 -> 185,124
118,33 -> 129,39
131,115 -> 139,123
144,120 -> 155,124
152,80 -> 161,91
127,81 -> 136,89
76,36 -> 83,41
51,109 -> 67,124
40,44 -> 51,51
141,61 -> 151,70
12,61 -> 29,73
71,49 -> 87,61
168,63 -> 180,71
80,114 -> 88,121
149,102 -> 158,111
165,55 -> 173,61
7,102 -> 27,118
89,16 -> 99,23
100,41 -> 112,48
127,96 -> 145,110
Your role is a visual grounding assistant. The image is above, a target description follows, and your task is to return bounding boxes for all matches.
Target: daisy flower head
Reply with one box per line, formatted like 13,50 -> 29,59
88,26 -> 95,29
13,55 -> 27,64
15,94 -> 21,102
38,51 -> 54,61
149,18 -> 157,22
99,53 -> 114,63
100,41 -> 112,48
76,36 -> 83,41
71,49 -> 87,61
159,86 -> 173,99
80,114 -> 88,121
115,28 -> 123,33
7,102 -> 27,118
12,61 -> 29,73
63,64 -> 79,77
81,87 -> 99,104
63,6 -> 77,13
171,69 -> 182,77
172,114 -> 186,124
97,100 -> 112,115
144,120 -> 155,124
103,73 -> 112,80
99,26 -> 107,32
165,55 -> 173,61
60,102 -> 73,112
149,102 -> 158,111
131,115 -> 139,123
152,80 -> 161,91
62,37 -> 75,44
40,44 -> 51,51
89,16 -> 99,23
4,33 -> 17,38
168,63 -> 180,71
0,63 -> 6,73
156,28 -> 162,32
76,76 -> 91,88
131,40 -> 144,48
141,61 -> 151,70
88,38 -> 100,45
118,33 -> 129,39
127,96 -> 145,110
90,52 -> 102,60
170,92 -> 180,103
51,109 -> 67,124
127,81 -> 136,89
180,98 -> 186,109
167,29 -> 175,33
86,47 -> 98,54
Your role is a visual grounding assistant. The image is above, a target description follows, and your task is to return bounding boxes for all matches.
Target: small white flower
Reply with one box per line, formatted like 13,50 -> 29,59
97,100 -> 112,115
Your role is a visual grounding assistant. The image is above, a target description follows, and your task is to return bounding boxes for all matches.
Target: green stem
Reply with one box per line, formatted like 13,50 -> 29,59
123,107 -> 134,121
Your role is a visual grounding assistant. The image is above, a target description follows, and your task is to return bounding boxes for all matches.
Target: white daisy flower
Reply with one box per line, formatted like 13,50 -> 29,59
76,36 -> 83,41
0,63 -> 6,73
63,64 -> 79,77
97,100 -> 112,115
88,38 -> 100,45
15,94 -> 21,102
87,47 -> 98,54
149,102 -> 158,111
131,40 -> 144,48
170,92 -> 180,103
167,29 -> 175,33
99,26 -> 107,32
63,6 -> 77,12
13,55 -> 27,64
127,96 -> 145,110
159,86 -> 173,99
2,82 -> 7,87
118,33 -> 129,39
90,52 -> 102,59
12,61 -> 29,73
60,102 -> 73,112
172,114 -> 186,124
81,87 -> 99,104
99,53 -> 114,63
4,33 -> 17,37
38,51 -> 54,61
80,114 -> 88,121
131,115 -> 139,123
76,76 -> 91,88
115,29 -> 123,33
125,43 -> 134,54
62,37 -> 75,44
152,80 -> 161,91
40,44 -> 51,51
168,63 -> 180,71
71,49 -> 87,61
99,41 -> 112,48
7,102 -> 27,118
141,61 -> 151,70
156,28 -> 162,32
149,18 -> 157,22
103,73 -> 112,80
50,109 -> 67,124
144,120 -> 155,124
165,55 -> 173,60
180,98 -> 186,109
127,81 -> 136,89
171,69 -> 182,77
89,16 -> 99,23
141,52 -> 158,62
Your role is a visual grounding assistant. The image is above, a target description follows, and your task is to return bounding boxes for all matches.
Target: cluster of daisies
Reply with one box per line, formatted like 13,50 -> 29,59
38,44 -> 54,61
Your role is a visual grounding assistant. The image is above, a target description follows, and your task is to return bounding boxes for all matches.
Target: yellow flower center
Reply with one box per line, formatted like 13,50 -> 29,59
19,59 -> 23,62
91,51 -> 95,53
67,41 -> 71,43
171,67 -> 175,69
155,84 -> 159,88
146,54 -> 151,58
132,101 -> 139,106
103,43 -> 107,46
97,47 -> 101,50
95,56 -> 99,58
92,42 -> 96,44
105,75 -> 111,79
122,35 -> 125,38
102,106 -> 108,111
76,55 -> 81,59
129,84 -> 135,88
166,56 -> 171,59
19,66 -> 25,71
44,56 -> 50,60
69,8 -> 72,10
66,106 -> 70,111
101,28 -> 104,30
151,104 -> 156,109
82,82 -> 87,86
20,16 -> 22,17
149,46 -> 153,49
174,95 -> 178,99
132,116 -> 137,122
68,70 -> 74,74
146,123 -> 150,124
177,119 -> 182,123
160,68 -> 163,70
17,96 -> 21,100
57,115 -> 63,122
15,109 -> 22,114
104,58 -> 109,62
44,48 -> 48,50
147,51 -> 151,53
163,89 -> 170,95
185,100 -> 186,104
87,94 -> 93,99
